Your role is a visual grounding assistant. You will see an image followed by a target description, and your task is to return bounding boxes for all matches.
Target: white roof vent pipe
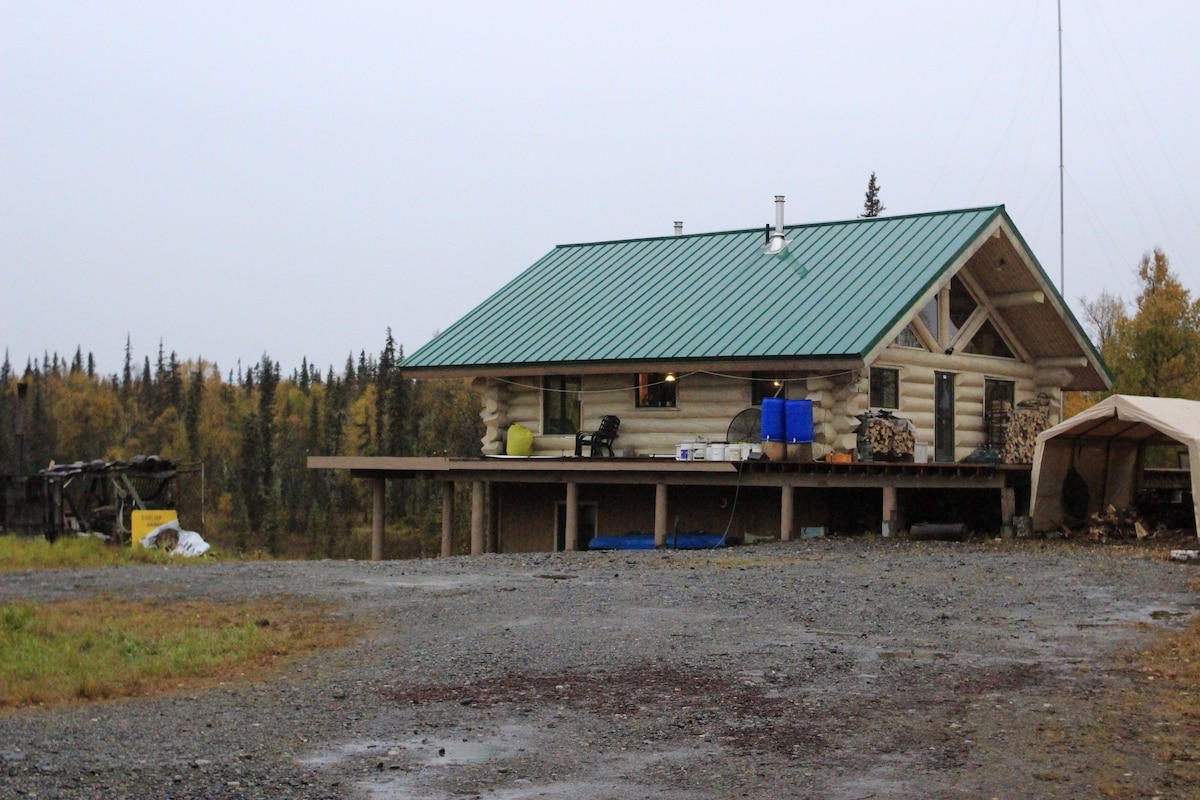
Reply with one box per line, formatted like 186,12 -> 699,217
766,195 -> 788,253
674,221 -> 683,236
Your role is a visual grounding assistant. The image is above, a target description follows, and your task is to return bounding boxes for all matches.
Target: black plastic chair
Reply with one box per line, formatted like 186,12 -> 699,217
575,415 -> 621,457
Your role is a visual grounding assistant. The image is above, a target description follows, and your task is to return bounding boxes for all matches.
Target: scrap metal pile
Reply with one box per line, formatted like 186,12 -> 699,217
3,456 -> 177,543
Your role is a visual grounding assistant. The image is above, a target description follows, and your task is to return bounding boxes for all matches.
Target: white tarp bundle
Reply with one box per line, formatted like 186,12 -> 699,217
1029,395 -> 1200,536
139,518 -> 212,557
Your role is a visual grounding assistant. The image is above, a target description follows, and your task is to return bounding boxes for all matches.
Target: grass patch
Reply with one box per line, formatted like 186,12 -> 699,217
1130,602 -> 1200,796
0,534 -> 216,571
0,597 -> 359,709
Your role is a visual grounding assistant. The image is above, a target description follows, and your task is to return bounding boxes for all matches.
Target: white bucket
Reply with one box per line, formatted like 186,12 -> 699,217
707,443 -> 726,461
725,443 -> 742,461
675,443 -> 690,461
746,442 -> 762,459
691,445 -> 705,461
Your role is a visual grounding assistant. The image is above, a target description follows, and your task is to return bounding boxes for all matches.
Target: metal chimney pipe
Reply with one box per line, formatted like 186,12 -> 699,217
768,195 -> 787,253
674,221 -> 683,236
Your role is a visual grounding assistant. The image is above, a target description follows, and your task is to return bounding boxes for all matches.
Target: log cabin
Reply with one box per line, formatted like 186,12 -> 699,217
311,200 -> 1111,556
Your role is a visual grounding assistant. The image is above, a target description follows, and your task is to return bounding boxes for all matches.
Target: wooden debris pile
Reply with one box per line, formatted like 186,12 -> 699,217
856,411 -> 915,461
1001,398 -> 1052,464
1075,504 -> 1153,542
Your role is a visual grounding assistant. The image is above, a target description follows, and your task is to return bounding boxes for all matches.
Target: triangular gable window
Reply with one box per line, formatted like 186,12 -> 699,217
947,276 -> 977,340
894,324 -> 925,349
962,319 -> 1016,358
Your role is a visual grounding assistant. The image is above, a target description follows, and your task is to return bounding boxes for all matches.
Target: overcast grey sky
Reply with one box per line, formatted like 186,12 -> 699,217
3,1 -> 1198,378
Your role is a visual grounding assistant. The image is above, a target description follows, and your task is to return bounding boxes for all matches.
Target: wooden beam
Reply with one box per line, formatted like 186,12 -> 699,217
441,481 -> 454,557
1036,356 -> 1089,368
654,483 -> 668,548
882,485 -> 897,538
1000,487 -> 1016,538
991,291 -> 1045,308
371,478 -> 385,561
470,481 -> 485,555
780,484 -> 794,542
565,481 -> 579,551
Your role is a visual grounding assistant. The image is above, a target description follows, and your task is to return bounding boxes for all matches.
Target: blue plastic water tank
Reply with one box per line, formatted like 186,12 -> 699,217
761,397 -> 786,441
785,399 -> 814,443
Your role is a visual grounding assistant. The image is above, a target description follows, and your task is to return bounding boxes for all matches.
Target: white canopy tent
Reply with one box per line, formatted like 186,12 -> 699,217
1030,395 -> 1200,536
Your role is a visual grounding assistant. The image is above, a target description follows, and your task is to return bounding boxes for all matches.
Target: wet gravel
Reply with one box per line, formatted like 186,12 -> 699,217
0,537 -> 1196,799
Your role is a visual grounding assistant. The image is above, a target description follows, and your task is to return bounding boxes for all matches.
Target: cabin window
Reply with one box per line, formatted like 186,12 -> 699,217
984,378 -> 1015,411
947,276 -> 977,339
918,296 -> 939,342
636,373 -> 676,408
894,324 -> 924,349
869,367 -> 899,409
935,371 -> 956,462
984,379 -> 1015,449
542,375 -> 581,434
919,276 -> 979,347
751,372 -> 786,405
963,320 -> 1016,358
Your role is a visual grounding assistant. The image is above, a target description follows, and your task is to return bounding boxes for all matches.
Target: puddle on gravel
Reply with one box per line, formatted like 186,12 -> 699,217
362,777 -> 701,800
355,575 -> 507,591
297,725 -> 534,769
359,745 -> 711,800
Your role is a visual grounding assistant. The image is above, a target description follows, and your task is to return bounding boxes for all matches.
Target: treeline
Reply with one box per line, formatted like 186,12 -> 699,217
1079,248 -> 1200,402
0,330 -> 484,557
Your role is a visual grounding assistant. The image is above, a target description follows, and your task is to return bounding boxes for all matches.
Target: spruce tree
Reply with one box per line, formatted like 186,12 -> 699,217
122,336 -> 134,400
861,171 -> 886,218
165,351 -> 183,410
376,330 -> 397,455
184,362 -> 203,459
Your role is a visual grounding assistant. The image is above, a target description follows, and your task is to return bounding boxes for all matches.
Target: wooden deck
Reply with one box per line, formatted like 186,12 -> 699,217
309,455 -> 1033,557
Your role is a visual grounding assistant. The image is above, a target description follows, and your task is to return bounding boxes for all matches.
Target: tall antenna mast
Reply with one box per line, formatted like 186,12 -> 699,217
1058,0 -> 1065,293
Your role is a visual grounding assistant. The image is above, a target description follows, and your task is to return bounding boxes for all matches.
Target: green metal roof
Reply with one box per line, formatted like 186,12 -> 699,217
404,206 -> 1008,371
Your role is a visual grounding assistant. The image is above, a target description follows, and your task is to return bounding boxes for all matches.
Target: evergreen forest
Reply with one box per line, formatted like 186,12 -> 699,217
0,329 -> 484,558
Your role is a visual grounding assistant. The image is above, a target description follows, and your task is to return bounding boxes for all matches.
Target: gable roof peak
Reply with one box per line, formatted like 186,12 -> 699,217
555,204 -> 1007,250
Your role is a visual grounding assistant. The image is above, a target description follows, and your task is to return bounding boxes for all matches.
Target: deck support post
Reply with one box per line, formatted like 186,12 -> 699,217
882,485 -> 897,538
470,481 -> 485,555
1000,486 -> 1016,539
441,481 -> 454,557
654,483 -> 668,548
780,483 -> 794,542
565,481 -> 579,551
371,478 -> 385,561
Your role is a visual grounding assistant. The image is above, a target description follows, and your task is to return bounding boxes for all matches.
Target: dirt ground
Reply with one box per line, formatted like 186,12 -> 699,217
1,536 -> 1198,799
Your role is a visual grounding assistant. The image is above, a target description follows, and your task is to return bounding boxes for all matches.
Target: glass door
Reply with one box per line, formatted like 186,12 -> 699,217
935,372 -> 956,462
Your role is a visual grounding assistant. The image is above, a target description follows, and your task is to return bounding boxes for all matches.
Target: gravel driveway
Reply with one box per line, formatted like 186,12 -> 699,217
1,538 -> 1195,799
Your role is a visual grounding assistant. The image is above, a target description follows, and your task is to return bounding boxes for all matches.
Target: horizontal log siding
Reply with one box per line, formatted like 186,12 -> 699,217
501,372 -> 762,456
875,347 -> 1044,460
487,352 -> 1062,461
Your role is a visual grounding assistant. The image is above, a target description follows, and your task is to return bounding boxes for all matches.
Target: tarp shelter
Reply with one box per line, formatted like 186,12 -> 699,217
1030,395 -> 1200,536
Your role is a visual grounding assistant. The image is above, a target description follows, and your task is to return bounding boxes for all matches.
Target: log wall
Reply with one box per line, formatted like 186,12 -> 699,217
874,346 -> 1046,461
475,351 -> 1064,462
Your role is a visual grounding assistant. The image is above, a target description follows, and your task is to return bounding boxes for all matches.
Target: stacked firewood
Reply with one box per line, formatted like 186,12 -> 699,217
1001,399 -> 1051,464
1076,505 -> 1152,542
857,412 -> 915,460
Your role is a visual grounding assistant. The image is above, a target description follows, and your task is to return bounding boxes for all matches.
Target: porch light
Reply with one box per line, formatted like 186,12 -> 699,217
665,372 -> 676,382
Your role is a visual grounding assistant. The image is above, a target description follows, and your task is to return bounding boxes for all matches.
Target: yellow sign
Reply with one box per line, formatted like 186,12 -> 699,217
131,510 -> 178,547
